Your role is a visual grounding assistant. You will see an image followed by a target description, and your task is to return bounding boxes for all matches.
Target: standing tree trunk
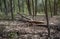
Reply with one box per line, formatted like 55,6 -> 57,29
10,0 -> 14,20
49,0 -> 53,17
22,0 -> 24,14
35,0 -> 37,16
42,0 -> 45,12
45,0 -> 50,39
0,0 -> 2,12
26,0 -> 32,15
18,0 -> 20,12
13,0 -> 15,12
3,0 -> 8,17
54,0 -> 57,15
32,0 -> 34,20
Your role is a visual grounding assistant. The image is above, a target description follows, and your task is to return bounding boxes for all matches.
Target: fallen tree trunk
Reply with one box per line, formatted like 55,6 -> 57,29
17,12 -> 31,20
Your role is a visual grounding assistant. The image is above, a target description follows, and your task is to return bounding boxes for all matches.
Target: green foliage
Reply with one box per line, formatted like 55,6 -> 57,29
8,32 -> 18,39
0,0 -> 60,19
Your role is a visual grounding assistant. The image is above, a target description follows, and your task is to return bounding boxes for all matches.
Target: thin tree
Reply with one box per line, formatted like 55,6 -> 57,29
22,0 -> 24,14
42,0 -> 45,12
18,0 -> 20,12
0,0 -> 2,12
32,0 -> 35,20
26,0 -> 32,15
54,0 -> 57,15
10,0 -> 14,20
35,0 -> 37,16
3,0 -> 8,17
13,0 -> 15,12
57,0 -> 60,13
45,0 -> 50,39
49,0 -> 53,17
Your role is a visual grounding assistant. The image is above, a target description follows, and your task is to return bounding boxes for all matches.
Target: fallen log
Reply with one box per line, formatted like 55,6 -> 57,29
17,13 -> 31,20
16,12 -> 45,25
27,20 -> 44,24
17,13 -> 45,24
17,18 -> 60,31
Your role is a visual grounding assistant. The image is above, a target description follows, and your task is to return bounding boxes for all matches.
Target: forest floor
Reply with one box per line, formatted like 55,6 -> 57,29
0,15 -> 60,39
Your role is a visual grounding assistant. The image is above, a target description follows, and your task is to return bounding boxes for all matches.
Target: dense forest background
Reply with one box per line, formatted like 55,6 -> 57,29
0,0 -> 60,20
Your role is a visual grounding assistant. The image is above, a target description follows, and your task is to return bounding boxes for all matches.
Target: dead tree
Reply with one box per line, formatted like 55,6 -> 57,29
45,0 -> 50,39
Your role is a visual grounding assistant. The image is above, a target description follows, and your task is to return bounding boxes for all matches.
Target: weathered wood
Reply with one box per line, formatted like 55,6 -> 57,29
17,13 -> 31,20
27,20 -> 44,24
